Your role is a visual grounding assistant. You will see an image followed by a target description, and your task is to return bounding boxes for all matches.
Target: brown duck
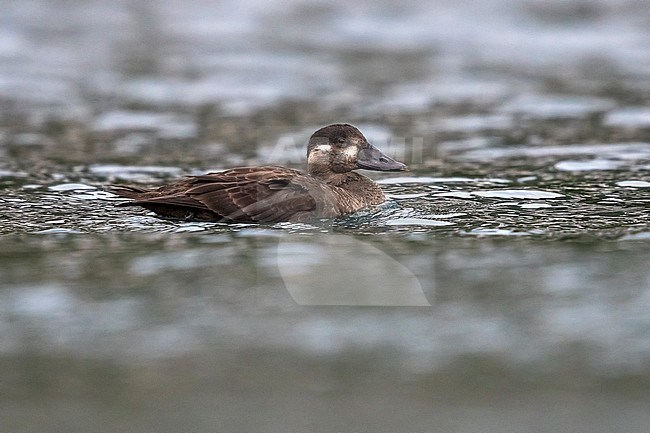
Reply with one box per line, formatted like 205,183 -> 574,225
111,124 -> 406,223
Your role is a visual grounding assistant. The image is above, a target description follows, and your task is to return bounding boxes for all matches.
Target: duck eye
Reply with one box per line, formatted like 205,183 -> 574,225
337,137 -> 346,146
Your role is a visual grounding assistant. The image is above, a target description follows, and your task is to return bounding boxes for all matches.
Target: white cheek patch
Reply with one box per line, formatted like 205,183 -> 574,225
315,144 -> 332,153
343,146 -> 359,159
308,144 -> 332,164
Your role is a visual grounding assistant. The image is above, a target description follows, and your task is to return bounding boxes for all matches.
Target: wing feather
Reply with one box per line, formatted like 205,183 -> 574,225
123,194 -> 210,211
113,166 -> 320,222
187,174 -> 317,222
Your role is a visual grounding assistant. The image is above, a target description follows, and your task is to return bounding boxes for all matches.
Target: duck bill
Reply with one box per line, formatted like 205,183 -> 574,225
356,145 -> 407,171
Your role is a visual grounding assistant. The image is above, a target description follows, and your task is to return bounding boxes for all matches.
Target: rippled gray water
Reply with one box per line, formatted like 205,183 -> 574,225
2,142 -> 649,238
1,1 -> 650,431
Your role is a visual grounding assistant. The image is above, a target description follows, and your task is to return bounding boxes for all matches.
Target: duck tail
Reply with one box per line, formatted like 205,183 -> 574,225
107,185 -> 148,201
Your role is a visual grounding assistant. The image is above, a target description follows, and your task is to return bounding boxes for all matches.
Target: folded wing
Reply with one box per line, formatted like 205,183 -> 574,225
115,167 -> 319,223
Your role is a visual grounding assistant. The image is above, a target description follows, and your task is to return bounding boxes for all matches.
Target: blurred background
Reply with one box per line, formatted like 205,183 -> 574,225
1,0 -> 650,431
2,0 -> 650,168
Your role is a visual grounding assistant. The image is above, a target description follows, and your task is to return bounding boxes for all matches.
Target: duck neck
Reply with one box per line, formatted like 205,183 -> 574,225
310,170 -> 356,186
319,171 -> 386,204
351,173 -> 386,204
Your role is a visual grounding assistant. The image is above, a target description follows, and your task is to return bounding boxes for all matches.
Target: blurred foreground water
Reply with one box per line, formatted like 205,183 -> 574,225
1,0 -> 650,431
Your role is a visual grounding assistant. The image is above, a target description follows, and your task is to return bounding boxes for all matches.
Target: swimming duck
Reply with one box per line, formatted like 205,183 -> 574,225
111,123 -> 406,223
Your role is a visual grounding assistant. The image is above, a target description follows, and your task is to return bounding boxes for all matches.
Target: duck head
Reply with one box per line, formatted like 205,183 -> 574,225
307,124 -> 407,175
